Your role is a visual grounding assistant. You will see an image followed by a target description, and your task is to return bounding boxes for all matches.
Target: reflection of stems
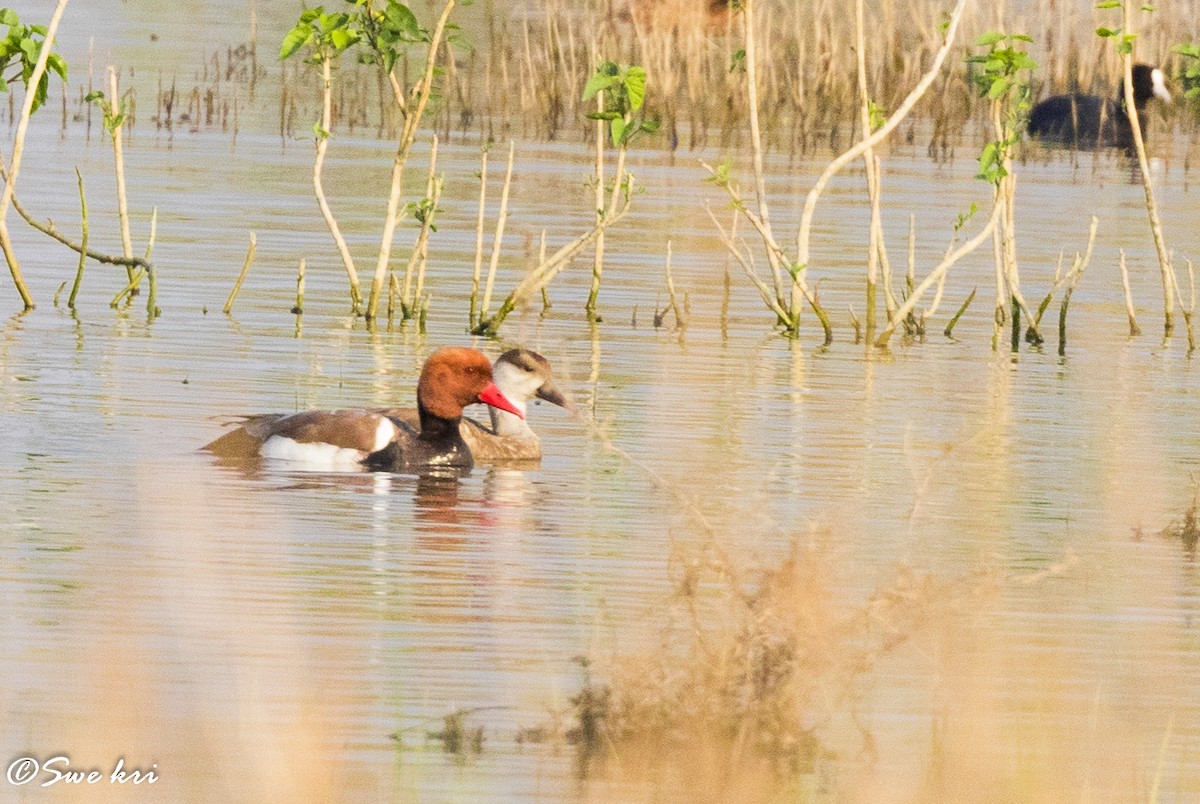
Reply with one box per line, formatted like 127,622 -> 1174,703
313,56 -> 362,312
0,0 -> 71,310
68,168 -> 88,308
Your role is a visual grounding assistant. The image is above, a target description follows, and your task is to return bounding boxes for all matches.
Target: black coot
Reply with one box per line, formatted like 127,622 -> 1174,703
1027,64 -> 1172,150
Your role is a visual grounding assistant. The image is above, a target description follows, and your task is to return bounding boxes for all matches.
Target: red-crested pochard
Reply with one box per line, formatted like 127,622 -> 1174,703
203,347 -> 523,471
381,348 -> 569,461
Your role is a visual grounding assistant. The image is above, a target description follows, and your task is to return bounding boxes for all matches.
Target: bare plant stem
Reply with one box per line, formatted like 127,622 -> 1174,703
1184,260 -> 1196,354
68,168 -> 88,309
1122,0 -> 1173,336
795,0 -> 970,320
586,89 -> 605,320
313,56 -> 362,312
943,288 -> 976,338
855,0 -> 879,338
469,145 -> 489,327
401,133 -> 439,317
876,198 -> 1002,347
0,0 -> 71,310
2,161 -> 156,301
145,208 -> 159,318
1119,248 -> 1142,336
292,258 -> 306,315
1057,219 -> 1099,356
223,232 -> 256,315
108,67 -> 135,286
473,173 -> 635,336
365,0 -> 457,322
479,140 -> 515,322
411,176 -> 442,317
740,0 -> 786,309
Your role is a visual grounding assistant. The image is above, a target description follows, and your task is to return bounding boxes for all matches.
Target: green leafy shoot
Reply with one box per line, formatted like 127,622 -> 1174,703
0,8 -> 67,113
583,61 -> 658,147
966,31 -> 1036,185
280,6 -> 362,65
1175,43 -> 1200,102
84,89 -> 126,133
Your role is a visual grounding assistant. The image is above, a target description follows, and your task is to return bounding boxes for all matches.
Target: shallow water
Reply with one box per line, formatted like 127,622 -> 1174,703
3,1 -> 1200,800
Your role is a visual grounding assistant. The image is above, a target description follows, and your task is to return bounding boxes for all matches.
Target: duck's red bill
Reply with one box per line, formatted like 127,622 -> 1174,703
478,382 -> 525,419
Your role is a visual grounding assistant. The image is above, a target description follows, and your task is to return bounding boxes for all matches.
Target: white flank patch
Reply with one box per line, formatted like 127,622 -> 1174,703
259,417 -> 397,470
260,436 -> 367,468
373,417 -> 397,451
1152,68 -> 1172,103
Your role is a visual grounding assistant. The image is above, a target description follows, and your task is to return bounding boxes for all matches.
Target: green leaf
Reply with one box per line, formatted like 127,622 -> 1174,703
624,65 -> 647,111
975,31 -> 1005,46
1095,26 -> 1118,37
329,28 -> 359,52
1095,0 -> 1121,7
384,1 -> 421,39
585,110 -> 620,120
582,73 -> 618,101
280,24 -> 313,60
0,9 -> 18,26
610,116 -> 626,147
46,52 -> 66,82
987,76 -> 1011,99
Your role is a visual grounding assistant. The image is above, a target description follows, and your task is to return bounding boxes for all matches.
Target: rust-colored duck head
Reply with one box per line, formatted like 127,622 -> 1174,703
417,347 -> 523,425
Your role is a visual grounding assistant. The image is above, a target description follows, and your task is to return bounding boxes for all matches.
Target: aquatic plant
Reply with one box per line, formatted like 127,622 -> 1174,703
281,4 -> 366,312
967,31 -> 1041,351
470,60 -> 651,337
706,0 -> 979,345
85,69 -> 138,289
280,0 -> 457,320
0,1 -> 70,310
1098,0 -> 1175,337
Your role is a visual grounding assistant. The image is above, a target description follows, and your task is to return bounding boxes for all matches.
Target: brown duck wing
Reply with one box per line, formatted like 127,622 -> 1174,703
267,410 -> 398,452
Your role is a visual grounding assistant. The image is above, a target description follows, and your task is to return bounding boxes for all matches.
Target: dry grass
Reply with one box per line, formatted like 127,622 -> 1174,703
529,532 -> 999,800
